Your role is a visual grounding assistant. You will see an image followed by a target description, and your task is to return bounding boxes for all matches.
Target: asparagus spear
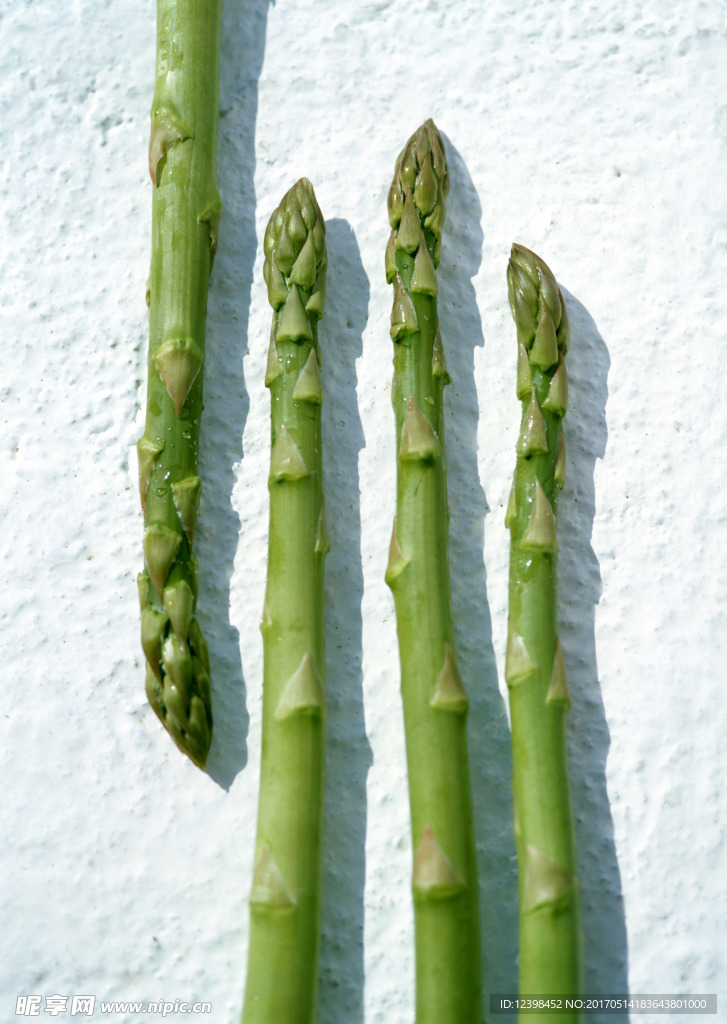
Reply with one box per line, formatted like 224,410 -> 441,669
138,0 -> 221,769
505,243 -> 582,1013
241,179 -> 328,1024
385,120 -> 482,1024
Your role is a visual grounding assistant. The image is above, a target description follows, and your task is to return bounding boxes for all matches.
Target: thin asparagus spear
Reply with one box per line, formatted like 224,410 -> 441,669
505,243 -> 582,1016
385,120 -> 482,1024
241,179 -> 328,1024
137,0 -> 221,769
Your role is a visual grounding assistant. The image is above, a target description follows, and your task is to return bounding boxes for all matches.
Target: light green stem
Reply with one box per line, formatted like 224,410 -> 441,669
505,243 -> 582,1020
137,0 -> 222,769
385,120 -> 482,1024
242,180 -> 328,1024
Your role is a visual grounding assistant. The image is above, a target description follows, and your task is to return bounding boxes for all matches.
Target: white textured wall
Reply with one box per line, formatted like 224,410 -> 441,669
1,1 -> 725,1021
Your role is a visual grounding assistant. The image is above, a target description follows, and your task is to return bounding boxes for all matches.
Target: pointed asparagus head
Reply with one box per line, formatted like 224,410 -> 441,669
387,119 -> 449,265
263,178 -> 327,327
146,634 -> 213,771
507,243 -> 566,352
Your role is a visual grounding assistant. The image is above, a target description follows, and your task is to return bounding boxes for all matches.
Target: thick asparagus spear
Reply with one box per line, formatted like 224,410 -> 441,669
241,179 -> 328,1024
385,120 -> 482,1024
505,243 -> 582,1014
138,0 -> 221,769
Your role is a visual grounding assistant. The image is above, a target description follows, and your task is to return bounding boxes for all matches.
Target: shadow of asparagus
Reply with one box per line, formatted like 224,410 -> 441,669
317,218 -> 374,1024
440,137 -> 520,1009
200,0 -> 272,789
557,290 -> 628,1020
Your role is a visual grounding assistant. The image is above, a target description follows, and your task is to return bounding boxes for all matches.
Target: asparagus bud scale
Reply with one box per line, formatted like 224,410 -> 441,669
241,179 -> 328,1024
138,0 -> 222,769
385,120 -> 482,1024
505,244 -> 582,1016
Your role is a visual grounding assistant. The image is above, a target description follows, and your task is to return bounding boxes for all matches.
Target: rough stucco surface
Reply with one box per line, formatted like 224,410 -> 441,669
1,1 -> 725,1021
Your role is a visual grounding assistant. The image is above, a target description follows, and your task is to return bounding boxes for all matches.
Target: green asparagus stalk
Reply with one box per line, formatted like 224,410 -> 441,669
137,0 -> 221,769
385,120 -> 482,1023
241,179 -> 328,1024
505,243 -> 582,1015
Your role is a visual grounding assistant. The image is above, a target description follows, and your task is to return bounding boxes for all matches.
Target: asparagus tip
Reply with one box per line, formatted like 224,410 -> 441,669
388,118 -> 449,236
507,242 -> 566,351
263,179 -> 327,329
